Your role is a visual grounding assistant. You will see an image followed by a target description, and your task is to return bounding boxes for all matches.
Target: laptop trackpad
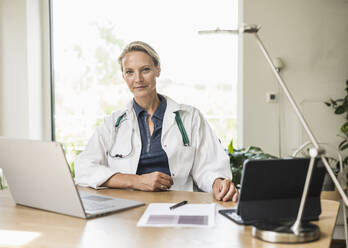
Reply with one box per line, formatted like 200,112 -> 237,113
79,192 -> 144,216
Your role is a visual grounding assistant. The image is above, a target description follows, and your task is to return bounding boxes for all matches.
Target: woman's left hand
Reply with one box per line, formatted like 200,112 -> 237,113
212,178 -> 239,202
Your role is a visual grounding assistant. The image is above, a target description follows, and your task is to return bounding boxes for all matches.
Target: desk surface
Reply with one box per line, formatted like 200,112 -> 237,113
0,188 -> 340,248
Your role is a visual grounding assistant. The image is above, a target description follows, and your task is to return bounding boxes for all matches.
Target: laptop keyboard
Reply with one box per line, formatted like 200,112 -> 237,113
231,212 -> 243,222
83,200 -> 119,211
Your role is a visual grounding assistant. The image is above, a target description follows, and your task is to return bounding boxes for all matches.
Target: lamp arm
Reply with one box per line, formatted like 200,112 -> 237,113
252,32 -> 348,207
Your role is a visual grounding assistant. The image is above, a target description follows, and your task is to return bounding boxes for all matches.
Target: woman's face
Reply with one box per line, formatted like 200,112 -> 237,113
122,51 -> 160,99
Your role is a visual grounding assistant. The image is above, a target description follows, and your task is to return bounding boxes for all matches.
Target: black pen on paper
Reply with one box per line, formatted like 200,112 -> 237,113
169,200 -> 188,210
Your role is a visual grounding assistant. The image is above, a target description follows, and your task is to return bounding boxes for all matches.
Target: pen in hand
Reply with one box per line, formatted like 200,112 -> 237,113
169,200 -> 188,210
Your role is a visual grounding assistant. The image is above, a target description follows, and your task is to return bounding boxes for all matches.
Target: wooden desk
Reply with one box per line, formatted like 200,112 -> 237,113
0,188 -> 339,248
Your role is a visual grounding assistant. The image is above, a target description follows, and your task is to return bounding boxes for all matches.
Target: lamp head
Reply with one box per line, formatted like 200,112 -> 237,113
240,24 -> 261,33
198,24 -> 261,35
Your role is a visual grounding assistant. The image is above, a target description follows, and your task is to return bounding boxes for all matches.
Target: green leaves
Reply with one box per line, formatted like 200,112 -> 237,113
340,143 -> 348,151
227,142 -> 277,188
228,140 -> 234,154
325,80 -> 348,167
335,105 -> 346,115
339,139 -> 347,150
70,161 -> 76,178
341,122 -> 348,135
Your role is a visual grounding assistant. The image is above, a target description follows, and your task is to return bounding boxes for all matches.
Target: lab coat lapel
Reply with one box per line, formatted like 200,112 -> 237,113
125,100 -> 141,139
162,95 -> 180,138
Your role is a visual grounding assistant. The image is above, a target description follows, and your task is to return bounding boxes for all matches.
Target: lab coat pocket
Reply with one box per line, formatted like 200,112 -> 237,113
169,146 -> 195,184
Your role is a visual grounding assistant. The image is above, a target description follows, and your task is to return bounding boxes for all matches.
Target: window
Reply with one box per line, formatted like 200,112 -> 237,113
51,0 -> 238,164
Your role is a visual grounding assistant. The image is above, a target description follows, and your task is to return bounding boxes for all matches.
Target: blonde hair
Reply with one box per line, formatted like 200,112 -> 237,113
118,41 -> 160,71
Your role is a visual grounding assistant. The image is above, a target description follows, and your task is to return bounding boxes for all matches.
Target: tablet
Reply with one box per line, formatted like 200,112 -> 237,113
220,158 -> 326,225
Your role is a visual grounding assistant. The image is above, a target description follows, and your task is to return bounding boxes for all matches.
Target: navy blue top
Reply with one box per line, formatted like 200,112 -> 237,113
133,95 -> 171,176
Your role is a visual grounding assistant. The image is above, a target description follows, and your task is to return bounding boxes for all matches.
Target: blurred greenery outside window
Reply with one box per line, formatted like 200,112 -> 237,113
52,0 -> 239,166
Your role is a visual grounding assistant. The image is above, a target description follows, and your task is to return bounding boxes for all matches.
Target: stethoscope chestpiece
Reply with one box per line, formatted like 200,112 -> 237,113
106,151 -> 124,159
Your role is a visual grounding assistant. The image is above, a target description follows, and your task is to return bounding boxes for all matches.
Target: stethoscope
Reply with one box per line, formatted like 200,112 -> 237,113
107,111 -> 189,159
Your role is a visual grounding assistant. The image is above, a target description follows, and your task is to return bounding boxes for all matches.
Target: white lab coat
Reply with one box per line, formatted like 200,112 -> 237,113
74,95 -> 232,192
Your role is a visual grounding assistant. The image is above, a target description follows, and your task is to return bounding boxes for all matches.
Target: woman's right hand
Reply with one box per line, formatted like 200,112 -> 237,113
102,172 -> 173,191
135,172 -> 173,191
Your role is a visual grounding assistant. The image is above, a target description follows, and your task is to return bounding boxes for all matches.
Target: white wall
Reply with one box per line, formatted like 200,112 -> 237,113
239,0 -> 348,157
0,0 -> 51,140
0,1 -> 2,134
0,0 -> 29,138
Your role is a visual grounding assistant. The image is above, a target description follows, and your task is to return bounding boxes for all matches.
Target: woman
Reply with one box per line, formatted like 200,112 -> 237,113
75,41 -> 238,202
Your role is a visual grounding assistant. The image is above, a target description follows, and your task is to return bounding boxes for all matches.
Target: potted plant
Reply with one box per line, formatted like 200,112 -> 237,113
227,140 -> 277,188
0,176 -> 3,190
324,79 -> 348,187
0,169 -> 6,190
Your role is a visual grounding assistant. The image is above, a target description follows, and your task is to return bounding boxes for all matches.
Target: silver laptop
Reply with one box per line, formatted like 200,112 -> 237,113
0,137 -> 144,219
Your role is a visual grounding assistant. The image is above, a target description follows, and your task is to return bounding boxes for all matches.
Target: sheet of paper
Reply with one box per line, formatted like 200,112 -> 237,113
137,203 -> 215,227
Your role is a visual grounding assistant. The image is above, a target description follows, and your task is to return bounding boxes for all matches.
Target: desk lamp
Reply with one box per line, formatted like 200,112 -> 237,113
199,24 -> 348,243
